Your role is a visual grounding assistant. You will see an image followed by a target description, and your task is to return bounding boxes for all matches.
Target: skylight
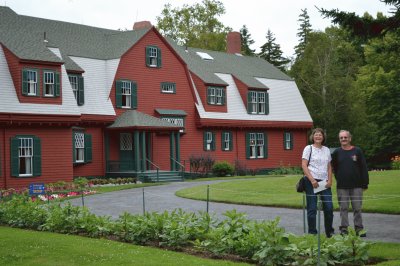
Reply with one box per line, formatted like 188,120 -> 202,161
196,52 -> 214,60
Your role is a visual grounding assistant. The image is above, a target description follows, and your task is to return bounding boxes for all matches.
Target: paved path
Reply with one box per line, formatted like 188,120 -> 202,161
69,180 -> 400,243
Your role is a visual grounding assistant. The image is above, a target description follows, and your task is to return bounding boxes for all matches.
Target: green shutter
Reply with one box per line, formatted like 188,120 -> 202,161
212,132 -> 216,151
10,137 -> 19,176
78,76 -> 84,106
263,132 -> 268,158
157,47 -> 162,68
55,72 -> 60,97
221,88 -> 226,105
265,92 -> 269,115
229,131 -> 233,151
72,133 -> 76,163
116,80 -> 122,108
207,87 -> 211,104
245,133 -> 250,159
22,69 -> 28,95
131,82 -> 137,109
247,91 -> 252,114
221,132 -> 225,150
283,132 -> 287,150
203,132 -> 207,151
37,71 -> 41,96
33,137 -> 41,176
85,134 -> 92,163
290,132 -> 293,150
145,46 -> 151,66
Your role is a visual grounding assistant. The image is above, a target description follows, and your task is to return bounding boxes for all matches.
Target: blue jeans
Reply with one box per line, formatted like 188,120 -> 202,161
304,177 -> 334,235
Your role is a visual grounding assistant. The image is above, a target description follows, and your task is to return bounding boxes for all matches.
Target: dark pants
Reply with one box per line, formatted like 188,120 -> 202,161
305,177 -> 334,236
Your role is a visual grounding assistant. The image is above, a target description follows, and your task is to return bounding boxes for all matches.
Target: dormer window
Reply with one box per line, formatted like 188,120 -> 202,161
22,69 -> 38,96
247,90 -> 269,115
146,46 -> 161,68
68,75 -> 84,106
207,86 -> 225,105
44,71 -> 55,96
196,52 -> 214,61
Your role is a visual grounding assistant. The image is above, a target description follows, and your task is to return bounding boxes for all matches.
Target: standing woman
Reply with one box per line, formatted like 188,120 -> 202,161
302,128 -> 334,237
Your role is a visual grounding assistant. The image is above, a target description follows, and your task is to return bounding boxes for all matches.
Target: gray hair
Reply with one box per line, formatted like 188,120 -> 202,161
339,130 -> 352,138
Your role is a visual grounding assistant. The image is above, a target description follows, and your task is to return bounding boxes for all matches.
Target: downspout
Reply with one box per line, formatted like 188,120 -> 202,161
3,127 -> 7,189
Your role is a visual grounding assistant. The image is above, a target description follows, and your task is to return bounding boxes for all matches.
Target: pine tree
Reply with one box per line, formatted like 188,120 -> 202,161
294,8 -> 312,59
258,29 -> 290,71
239,25 -> 255,56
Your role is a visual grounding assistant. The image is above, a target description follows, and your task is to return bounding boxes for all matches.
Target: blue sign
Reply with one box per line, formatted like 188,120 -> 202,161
29,183 -> 45,195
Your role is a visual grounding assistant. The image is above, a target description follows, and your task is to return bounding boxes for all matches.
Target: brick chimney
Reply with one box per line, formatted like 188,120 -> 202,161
133,21 -> 152,30
226,31 -> 241,54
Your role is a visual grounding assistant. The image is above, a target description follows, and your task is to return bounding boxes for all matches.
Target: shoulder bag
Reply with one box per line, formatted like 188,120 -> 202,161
296,145 -> 312,193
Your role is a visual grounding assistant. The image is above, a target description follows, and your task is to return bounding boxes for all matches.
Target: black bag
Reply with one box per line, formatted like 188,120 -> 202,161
296,145 -> 312,193
296,177 -> 306,193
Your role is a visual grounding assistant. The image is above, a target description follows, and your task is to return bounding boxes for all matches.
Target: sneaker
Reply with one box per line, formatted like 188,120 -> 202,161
356,230 -> 367,237
340,229 -> 348,236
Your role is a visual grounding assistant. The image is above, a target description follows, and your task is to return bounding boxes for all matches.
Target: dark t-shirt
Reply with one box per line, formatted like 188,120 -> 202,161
332,146 -> 369,189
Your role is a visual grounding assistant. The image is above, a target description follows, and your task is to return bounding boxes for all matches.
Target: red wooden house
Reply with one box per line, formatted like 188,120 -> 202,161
0,7 -> 312,189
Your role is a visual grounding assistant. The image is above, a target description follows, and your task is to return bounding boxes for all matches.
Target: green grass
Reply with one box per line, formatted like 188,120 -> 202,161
0,226 -> 249,266
176,170 -> 400,214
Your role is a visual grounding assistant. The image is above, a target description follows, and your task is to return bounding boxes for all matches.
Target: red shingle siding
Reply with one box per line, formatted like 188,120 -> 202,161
1,126 -> 73,189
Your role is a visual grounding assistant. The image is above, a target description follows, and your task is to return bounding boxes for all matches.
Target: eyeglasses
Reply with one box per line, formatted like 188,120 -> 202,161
339,137 -> 348,140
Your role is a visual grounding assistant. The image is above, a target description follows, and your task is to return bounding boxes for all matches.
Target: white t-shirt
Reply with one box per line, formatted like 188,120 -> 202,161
302,145 -> 331,181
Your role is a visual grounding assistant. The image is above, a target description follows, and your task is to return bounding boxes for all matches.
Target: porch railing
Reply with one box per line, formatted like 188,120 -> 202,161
106,160 -> 135,172
144,159 -> 160,182
171,157 -> 185,180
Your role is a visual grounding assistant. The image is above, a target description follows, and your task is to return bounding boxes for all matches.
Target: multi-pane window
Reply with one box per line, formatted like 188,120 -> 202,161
69,75 -> 78,99
25,70 -> 38,95
120,133 -> 133,151
207,87 -> 225,105
284,132 -> 293,150
247,132 -> 266,159
161,117 -> 185,133
146,46 -> 161,68
161,82 -> 176,93
44,71 -> 55,96
222,132 -> 232,151
68,75 -> 84,105
248,90 -> 269,114
11,136 -> 41,177
74,132 -> 85,163
121,81 -> 132,108
204,131 -> 215,151
18,138 -> 33,176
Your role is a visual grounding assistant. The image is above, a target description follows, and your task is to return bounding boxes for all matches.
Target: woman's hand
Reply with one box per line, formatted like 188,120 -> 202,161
326,180 -> 332,188
311,180 -> 319,188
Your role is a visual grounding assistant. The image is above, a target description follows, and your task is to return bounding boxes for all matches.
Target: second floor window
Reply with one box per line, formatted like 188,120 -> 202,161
161,82 -> 176,93
22,69 -> 38,96
44,71 -> 55,96
207,87 -> 225,105
146,46 -> 161,68
248,90 -> 269,114
68,75 -> 84,106
116,80 -> 137,109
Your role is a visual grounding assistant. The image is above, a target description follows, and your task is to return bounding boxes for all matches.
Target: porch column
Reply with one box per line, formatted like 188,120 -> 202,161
134,131 -> 140,172
175,132 -> 180,168
141,132 -> 146,171
170,132 -> 175,171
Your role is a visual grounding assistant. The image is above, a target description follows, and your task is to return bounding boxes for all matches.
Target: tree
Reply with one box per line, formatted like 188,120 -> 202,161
258,29 -> 290,71
240,25 -> 255,56
294,8 -> 312,59
156,0 -> 231,51
290,28 -> 363,146
318,0 -> 400,40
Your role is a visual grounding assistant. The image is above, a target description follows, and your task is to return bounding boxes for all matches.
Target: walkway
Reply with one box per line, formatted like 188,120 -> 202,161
69,180 -> 400,243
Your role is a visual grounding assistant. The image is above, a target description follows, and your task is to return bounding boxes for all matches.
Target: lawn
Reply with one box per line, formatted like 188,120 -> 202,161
0,226 -> 249,266
176,170 -> 400,214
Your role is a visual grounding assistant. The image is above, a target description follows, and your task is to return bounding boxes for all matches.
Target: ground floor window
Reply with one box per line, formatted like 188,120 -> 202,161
10,136 -> 41,177
284,131 -> 293,150
246,132 -> 267,159
73,131 -> 92,164
203,131 -> 216,151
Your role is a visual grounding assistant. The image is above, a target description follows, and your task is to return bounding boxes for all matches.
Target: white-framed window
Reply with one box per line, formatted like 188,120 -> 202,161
257,133 -> 265,158
18,138 -> 33,176
204,131 -> 215,151
148,46 -> 158,67
27,70 -> 37,95
284,132 -> 293,150
207,87 -> 225,105
120,133 -> 133,151
161,82 -> 176,93
206,132 -> 213,151
44,71 -> 55,96
74,132 -> 85,163
223,132 -> 231,151
249,133 -> 256,158
69,75 -> 78,100
161,117 -> 185,133
248,90 -> 268,114
121,81 -> 132,108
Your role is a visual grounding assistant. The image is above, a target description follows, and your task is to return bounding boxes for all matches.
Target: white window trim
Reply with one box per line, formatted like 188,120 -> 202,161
249,133 -> 256,158
74,132 -> 85,163
69,75 -> 79,100
161,83 -> 175,93
285,132 -> 292,150
18,137 -> 33,176
44,71 -> 55,97
206,131 -> 213,151
27,70 -> 37,96
121,81 -> 132,108
149,47 -> 158,67
223,132 -> 230,151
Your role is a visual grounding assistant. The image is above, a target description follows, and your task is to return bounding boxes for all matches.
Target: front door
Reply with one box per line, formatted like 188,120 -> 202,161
119,133 -> 134,171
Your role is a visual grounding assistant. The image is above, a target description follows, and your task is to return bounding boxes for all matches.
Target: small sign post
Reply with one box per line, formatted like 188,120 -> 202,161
29,183 -> 45,196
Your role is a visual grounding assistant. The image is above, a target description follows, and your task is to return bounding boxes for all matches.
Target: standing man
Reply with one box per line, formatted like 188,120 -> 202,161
332,130 -> 369,237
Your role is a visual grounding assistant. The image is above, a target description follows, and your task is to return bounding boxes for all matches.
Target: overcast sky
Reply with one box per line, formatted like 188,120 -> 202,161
3,0 -> 393,57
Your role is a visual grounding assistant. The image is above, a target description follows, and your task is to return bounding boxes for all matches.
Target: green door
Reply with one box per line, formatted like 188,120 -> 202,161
119,133 -> 134,171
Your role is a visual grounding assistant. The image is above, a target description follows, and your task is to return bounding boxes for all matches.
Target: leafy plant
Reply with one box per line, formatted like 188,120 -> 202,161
212,161 -> 234,177
391,155 -> 400,170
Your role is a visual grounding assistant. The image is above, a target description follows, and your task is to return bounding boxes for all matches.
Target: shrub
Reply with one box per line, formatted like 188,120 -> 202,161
189,154 -> 215,177
212,161 -> 234,177
391,155 -> 400,170
234,160 -> 247,176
